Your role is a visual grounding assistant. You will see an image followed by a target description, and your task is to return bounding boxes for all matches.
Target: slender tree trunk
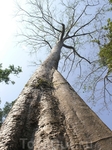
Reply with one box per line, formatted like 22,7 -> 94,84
0,41 -> 112,150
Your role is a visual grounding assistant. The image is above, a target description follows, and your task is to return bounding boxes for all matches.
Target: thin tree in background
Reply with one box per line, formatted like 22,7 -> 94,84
0,0 -> 112,149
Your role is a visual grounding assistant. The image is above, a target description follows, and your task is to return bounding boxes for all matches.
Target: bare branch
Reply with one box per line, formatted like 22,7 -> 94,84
63,44 -> 91,64
77,66 -> 104,92
38,4 -> 61,33
60,24 -> 65,41
66,53 -> 76,79
65,4 -> 89,38
64,3 -> 104,40
61,51 -> 74,72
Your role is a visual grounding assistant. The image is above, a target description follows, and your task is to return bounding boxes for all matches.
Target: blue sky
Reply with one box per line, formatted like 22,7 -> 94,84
0,0 -> 112,130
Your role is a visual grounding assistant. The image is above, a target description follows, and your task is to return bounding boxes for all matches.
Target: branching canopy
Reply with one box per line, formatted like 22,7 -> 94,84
15,0 -> 111,109
15,0 -> 105,56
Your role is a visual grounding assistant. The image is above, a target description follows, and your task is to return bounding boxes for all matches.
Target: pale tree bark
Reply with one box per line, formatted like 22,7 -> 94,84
0,39 -> 112,150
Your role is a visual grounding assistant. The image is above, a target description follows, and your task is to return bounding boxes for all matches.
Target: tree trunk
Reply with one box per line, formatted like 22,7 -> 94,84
0,41 -> 112,150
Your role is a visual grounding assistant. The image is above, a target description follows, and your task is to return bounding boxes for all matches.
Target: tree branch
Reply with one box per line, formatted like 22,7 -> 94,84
64,7 -> 102,40
63,44 -> 91,64
38,4 -> 62,33
60,24 -> 65,41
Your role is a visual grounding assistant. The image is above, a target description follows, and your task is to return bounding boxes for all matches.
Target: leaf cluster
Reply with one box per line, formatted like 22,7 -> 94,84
0,64 -> 22,84
99,18 -> 112,74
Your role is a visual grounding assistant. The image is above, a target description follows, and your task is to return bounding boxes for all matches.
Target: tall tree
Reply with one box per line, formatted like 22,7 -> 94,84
15,0 -> 112,107
0,0 -> 112,149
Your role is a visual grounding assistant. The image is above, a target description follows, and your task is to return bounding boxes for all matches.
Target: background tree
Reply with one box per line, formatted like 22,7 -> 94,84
98,0 -> 112,74
0,63 -> 22,84
84,0 -> 112,109
0,100 -> 16,127
0,64 -> 21,126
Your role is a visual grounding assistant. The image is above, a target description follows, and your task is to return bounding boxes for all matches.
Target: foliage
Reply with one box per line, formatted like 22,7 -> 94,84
0,64 -> 22,84
0,100 -> 16,127
98,0 -> 112,74
80,0 -> 112,109
31,78 -> 53,89
98,18 -> 112,74
0,63 -> 22,126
